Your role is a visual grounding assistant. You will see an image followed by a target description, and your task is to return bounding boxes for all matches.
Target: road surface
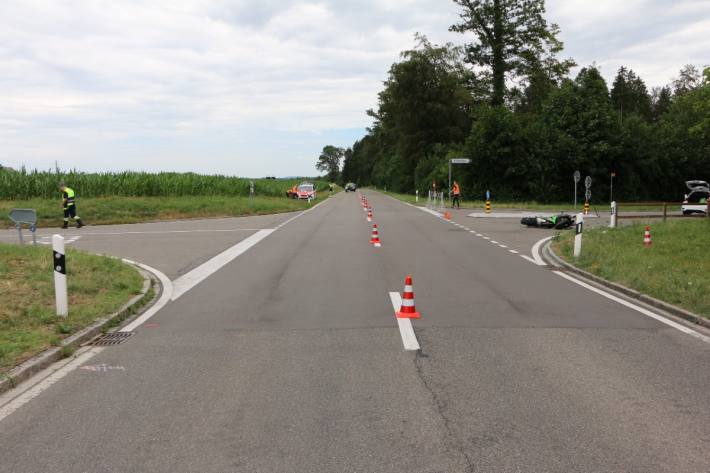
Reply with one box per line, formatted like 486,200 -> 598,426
1,192 -> 708,473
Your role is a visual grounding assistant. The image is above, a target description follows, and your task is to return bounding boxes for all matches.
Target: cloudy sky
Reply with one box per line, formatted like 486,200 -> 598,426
1,1 -> 708,176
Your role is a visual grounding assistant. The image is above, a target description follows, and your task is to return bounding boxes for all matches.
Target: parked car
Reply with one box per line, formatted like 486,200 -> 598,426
290,182 -> 316,200
682,180 -> 709,215
345,182 -> 357,192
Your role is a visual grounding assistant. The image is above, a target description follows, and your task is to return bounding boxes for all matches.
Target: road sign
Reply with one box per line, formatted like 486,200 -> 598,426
585,176 -> 592,188
450,158 -> 471,164
486,190 -> 491,200
574,171 -> 581,183
585,189 -> 592,201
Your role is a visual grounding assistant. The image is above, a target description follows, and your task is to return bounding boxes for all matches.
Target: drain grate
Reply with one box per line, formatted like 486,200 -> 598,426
92,331 -> 134,346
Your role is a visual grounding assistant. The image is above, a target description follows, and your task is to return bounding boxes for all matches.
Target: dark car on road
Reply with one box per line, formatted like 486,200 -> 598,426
345,183 -> 357,192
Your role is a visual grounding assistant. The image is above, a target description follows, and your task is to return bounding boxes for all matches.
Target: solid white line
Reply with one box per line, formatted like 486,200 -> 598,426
521,255 -> 538,264
389,292 -> 420,351
0,347 -> 104,423
498,244 -> 508,248
509,249 -> 519,254
39,228 -> 266,238
418,207 -> 443,218
531,236 -> 553,266
171,229 -> 274,300
483,236 -> 490,240
275,197 -> 329,228
120,260 -> 173,332
490,240 -> 499,244
554,271 -> 710,344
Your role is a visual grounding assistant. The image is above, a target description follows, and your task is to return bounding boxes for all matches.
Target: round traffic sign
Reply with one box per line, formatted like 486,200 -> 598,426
573,171 -> 581,183
585,190 -> 592,201
584,176 -> 592,188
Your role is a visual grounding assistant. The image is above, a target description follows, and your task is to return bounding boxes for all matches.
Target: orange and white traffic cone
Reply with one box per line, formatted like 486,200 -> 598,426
370,224 -> 381,247
443,211 -> 451,220
367,209 -> 373,222
644,225 -> 652,247
397,275 -> 421,319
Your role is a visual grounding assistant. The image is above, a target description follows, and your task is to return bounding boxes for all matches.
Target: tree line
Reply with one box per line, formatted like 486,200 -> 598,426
318,0 -> 710,203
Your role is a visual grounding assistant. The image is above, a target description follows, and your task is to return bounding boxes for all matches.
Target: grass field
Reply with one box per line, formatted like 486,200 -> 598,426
553,219 -> 710,318
0,243 -> 144,373
0,169 -> 328,199
1,194 -> 328,228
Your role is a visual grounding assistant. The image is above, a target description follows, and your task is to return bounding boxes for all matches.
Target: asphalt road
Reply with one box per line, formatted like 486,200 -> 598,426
1,192 -> 708,473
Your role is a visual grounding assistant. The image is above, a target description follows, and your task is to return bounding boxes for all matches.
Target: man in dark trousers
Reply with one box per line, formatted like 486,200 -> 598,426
451,180 -> 461,208
59,182 -> 84,229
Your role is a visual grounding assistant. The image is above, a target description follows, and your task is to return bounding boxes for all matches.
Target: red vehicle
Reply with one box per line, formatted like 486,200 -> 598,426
286,182 -> 317,200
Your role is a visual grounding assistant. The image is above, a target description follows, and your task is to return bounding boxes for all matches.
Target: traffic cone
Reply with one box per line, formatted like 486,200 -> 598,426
443,211 -> 451,220
396,275 -> 421,319
370,224 -> 381,247
367,209 -> 373,222
643,225 -> 652,247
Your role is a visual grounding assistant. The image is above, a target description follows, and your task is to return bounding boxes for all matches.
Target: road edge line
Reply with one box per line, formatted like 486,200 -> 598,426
389,292 -> 421,351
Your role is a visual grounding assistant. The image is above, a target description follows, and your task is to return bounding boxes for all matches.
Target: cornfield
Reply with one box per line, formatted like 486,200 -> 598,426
0,169 -> 327,200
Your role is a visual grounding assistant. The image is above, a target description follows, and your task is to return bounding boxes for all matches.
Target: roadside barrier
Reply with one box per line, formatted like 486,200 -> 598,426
396,275 -> 421,319
584,201 -> 590,215
644,226 -> 652,247
53,234 -> 69,317
370,224 -> 381,247
485,200 -> 491,214
574,213 -> 584,258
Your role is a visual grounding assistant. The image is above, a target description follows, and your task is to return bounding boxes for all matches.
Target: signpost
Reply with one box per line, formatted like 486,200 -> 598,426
448,158 -> 471,201
9,209 -> 38,245
584,176 -> 592,215
573,171 -> 581,210
610,172 -> 616,203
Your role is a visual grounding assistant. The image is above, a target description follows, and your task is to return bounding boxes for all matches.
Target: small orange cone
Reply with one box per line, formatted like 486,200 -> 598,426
370,224 -> 381,247
644,226 -> 652,246
443,211 -> 451,220
397,275 -> 421,319
367,209 -> 373,222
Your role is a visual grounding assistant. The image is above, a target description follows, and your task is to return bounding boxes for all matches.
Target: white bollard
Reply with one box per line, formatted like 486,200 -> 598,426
573,213 -> 584,258
609,201 -> 617,228
415,190 -> 419,203
52,234 -> 68,317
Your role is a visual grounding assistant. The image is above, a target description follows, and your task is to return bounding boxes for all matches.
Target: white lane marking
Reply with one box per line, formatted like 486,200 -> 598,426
171,229 -> 274,300
531,236 -> 553,266
275,197 -> 330,229
490,240 -> 499,244
389,292 -> 420,351
120,260 -> 173,332
498,244 -> 508,248
509,249 -> 519,254
469,230 -> 476,234
554,271 -> 710,344
521,255 -> 538,264
0,347 -> 104,423
418,207 -> 443,218
483,236 -> 490,240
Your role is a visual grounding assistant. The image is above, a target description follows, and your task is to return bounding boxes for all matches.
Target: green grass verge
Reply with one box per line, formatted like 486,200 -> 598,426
553,219 -> 710,318
0,243 -> 144,373
1,194 -> 328,228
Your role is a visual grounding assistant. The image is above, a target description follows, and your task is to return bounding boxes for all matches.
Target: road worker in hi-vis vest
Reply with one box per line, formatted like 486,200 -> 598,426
59,182 -> 84,229
451,181 -> 461,208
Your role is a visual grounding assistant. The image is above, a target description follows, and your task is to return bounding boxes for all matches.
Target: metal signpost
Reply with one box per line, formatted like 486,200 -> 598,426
9,209 -> 38,245
448,158 -> 471,200
610,172 -> 616,203
249,181 -> 255,207
573,171 -> 581,210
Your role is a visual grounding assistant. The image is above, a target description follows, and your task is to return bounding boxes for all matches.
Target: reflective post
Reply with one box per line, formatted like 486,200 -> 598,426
609,201 -> 617,229
53,234 -> 68,317
574,213 -> 584,258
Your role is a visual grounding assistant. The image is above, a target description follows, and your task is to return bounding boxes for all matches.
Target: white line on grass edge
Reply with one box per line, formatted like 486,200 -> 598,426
389,292 -> 421,351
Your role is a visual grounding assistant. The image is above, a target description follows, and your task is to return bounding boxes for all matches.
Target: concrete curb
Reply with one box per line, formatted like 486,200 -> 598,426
542,240 -> 710,330
0,262 -> 159,395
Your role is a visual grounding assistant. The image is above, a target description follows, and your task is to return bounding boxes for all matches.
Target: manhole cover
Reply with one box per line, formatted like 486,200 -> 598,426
92,331 -> 134,346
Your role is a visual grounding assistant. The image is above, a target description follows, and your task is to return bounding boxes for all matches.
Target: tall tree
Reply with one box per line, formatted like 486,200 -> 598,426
315,145 -> 344,182
611,67 -> 652,123
450,0 -> 574,106
673,64 -> 701,96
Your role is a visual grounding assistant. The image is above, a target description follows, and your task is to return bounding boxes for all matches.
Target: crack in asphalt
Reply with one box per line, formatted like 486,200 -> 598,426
413,348 -> 476,473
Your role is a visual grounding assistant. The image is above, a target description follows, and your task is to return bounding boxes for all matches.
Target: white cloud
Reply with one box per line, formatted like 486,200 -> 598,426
0,0 -> 707,175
